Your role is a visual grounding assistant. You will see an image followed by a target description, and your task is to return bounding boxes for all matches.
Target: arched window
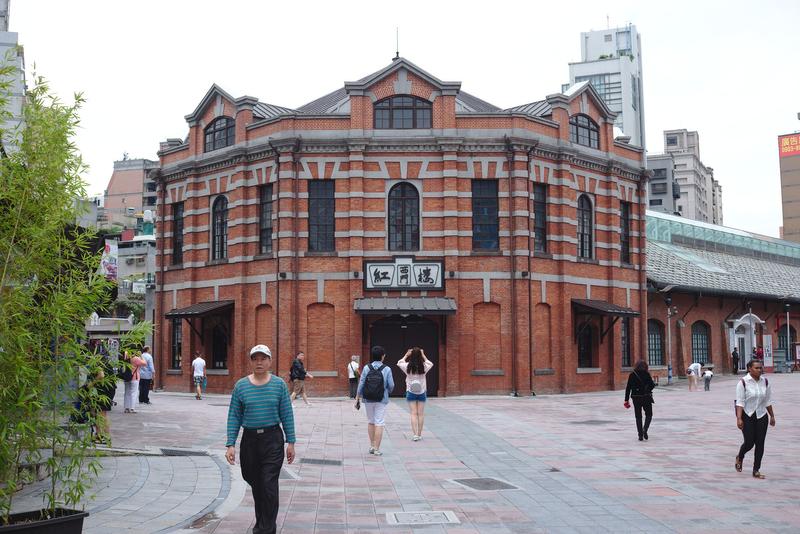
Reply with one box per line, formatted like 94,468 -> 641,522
388,182 -> 420,251
577,194 -> 593,259
778,325 -> 796,351
691,321 -> 710,364
212,196 -> 228,260
647,319 -> 665,366
374,96 -> 432,129
569,114 -> 600,149
204,117 -> 235,152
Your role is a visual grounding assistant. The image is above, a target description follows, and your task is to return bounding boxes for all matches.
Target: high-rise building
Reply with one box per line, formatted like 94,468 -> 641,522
101,156 -> 159,229
564,24 -> 645,148
0,0 -> 26,153
779,131 -> 800,243
649,129 -> 722,224
645,153 -> 680,215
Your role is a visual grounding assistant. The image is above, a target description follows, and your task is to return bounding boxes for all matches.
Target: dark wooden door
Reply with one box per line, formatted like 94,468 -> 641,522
369,316 -> 439,396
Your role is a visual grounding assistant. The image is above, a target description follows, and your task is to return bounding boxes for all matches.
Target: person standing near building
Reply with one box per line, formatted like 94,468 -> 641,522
347,355 -> 360,399
138,345 -> 155,404
355,345 -> 394,456
121,351 -> 146,414
192,350 -> 206,400
624,360 -> 656,441
735,359 -> 776,479
702,367 -> 713,391
226,345 -> 295,534
289,352 -> 314,406
397,347 -> 434,441
732,347 -> 740,375
687,361 -> 702,391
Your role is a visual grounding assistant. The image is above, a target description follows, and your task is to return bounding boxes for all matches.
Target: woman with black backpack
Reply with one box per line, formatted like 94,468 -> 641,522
354,346 -> 394,456
624,359 -> 656,441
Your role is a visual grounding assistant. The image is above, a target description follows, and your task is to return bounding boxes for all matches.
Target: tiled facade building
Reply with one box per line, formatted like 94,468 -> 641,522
154,59 -> 649,396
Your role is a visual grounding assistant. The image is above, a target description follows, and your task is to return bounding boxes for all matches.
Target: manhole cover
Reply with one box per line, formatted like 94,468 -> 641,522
386,511 -> 460,525
143,422 -> 181,429
451,478 -> 519,491
570,420 -> 614,425
161,448 -> 209,457
300,458 -> 342,466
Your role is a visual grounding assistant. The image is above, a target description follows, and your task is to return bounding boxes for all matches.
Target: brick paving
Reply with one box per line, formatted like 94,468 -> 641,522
11,374 -> 800,533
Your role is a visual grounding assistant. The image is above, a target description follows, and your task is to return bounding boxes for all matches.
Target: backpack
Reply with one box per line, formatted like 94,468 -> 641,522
362,363 -> 387,401
734,377 -> 768,415
119,362 -> 133,382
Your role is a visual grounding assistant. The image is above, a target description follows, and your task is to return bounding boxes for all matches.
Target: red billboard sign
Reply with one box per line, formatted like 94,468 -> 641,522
779,134 -> 800,158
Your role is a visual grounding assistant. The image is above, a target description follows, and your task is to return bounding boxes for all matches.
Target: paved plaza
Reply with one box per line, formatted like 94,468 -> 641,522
11,373 -> 800,533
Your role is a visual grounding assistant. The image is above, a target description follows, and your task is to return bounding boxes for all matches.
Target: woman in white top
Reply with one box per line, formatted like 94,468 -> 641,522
347,355 -> 360,399
735,359 -> 776,478
397,347 -> 434,441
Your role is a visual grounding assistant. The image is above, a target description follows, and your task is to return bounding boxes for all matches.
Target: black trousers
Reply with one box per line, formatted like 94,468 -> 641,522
632,397 -> 653,437
738,412 -> 769,472
139,379 -> 152,403
240,426 -> 285,534
349,377 -> 358,398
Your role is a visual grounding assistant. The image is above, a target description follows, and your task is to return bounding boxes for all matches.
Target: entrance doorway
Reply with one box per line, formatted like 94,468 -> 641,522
369,315 -> 439,396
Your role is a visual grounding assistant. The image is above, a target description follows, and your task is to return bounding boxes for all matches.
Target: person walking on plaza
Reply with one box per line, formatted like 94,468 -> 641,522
735,359 -> 776,479
192,350 -> 206,400
732,347 -> 740,375
226,345 -> 295,534
347,355 -> 360,399
289,352 -> 314,406
687,361 -> 702,391
624,360 -> 656,441
702,367 -> 713,391
121,351 -> 146,413
355,345 -> 394,456
138,345 -> 155,404
397,347 -> 434,441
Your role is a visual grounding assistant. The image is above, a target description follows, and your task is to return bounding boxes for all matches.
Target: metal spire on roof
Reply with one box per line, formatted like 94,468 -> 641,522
393,27 -> 399,61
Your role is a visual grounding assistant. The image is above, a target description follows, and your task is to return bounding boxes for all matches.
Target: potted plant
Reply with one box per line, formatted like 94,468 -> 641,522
0,70 -> 149,531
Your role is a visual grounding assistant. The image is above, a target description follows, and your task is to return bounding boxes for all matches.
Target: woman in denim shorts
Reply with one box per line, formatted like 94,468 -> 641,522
397,347 -> 434,441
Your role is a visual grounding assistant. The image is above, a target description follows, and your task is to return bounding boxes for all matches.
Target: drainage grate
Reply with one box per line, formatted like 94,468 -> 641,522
451,477 -> 519,491
208,403 -> 229,407
386,511 -> 460,525
548,467 -> 561,472
161,448 -> 209,457
300,458 -> 342,466
570,420 -> 614,425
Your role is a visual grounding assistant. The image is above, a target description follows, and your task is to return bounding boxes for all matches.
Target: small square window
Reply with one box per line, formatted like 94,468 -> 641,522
604,34 -> 612,42
666,136 -> 678,146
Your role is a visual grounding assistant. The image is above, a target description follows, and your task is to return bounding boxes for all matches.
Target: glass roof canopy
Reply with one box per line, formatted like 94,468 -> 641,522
646,210 -> 800,264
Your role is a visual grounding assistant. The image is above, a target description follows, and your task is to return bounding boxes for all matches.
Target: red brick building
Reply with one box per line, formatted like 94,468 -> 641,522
153,59 -> 649,396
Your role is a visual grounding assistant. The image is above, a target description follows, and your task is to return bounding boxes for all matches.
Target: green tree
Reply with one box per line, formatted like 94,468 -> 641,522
0,70 -> 149,523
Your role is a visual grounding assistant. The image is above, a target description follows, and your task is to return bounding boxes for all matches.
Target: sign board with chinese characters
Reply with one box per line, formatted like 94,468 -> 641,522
364,258 -> 444,290
778,134 -> 800,158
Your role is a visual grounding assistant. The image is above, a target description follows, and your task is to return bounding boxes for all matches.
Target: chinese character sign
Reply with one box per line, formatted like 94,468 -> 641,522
778,134 -> 800,158
364,259 -> 444,290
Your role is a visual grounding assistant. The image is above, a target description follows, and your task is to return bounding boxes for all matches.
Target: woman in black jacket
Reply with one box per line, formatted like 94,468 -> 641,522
624,360 -> 656,441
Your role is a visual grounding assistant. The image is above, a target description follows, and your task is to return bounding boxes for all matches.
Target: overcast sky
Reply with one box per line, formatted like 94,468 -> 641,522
10,0 -> 800,237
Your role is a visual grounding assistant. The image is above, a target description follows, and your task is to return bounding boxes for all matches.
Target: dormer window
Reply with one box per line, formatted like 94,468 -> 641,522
204,117 -> 235,152
569,114 -> 600,149
374,96 -> 432,129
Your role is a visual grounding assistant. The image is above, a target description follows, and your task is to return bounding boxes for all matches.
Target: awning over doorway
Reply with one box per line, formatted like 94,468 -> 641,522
571,299 -> 640,317
354,297 -> 457,315
165,300 -> 234,318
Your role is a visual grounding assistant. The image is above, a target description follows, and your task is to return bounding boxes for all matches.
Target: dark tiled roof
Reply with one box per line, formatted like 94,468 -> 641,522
165,300 -> 235,318
296,88 -> 348,114
455,91 -> 501,113
354,297 -> 457,315
647,241 -> 800,299
253,102 -> 296,120
505,100 -> 552,117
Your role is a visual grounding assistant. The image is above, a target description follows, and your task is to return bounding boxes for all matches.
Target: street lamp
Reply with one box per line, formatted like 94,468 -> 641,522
785,303 -> 791,372
665,296 -> 678,385
748,301 -> 754,360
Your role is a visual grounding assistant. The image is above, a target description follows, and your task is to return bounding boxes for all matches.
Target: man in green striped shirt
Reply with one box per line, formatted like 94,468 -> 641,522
226,344 -> 295,534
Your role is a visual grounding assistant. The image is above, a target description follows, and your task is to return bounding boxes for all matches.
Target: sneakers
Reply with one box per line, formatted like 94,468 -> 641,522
369,447 -> 375,454
412,435 -> 421,441
372,450 -> 383,456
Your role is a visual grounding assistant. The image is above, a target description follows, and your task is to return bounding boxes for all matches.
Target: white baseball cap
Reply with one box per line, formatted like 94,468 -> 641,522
249,344 -> 272,359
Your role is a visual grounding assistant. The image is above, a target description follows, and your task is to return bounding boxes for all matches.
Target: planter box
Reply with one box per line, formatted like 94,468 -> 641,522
1,509 -> 88,533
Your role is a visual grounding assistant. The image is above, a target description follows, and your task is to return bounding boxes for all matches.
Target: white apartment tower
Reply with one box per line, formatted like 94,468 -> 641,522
565,24 -> 645,149
0,0 -> 25,153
